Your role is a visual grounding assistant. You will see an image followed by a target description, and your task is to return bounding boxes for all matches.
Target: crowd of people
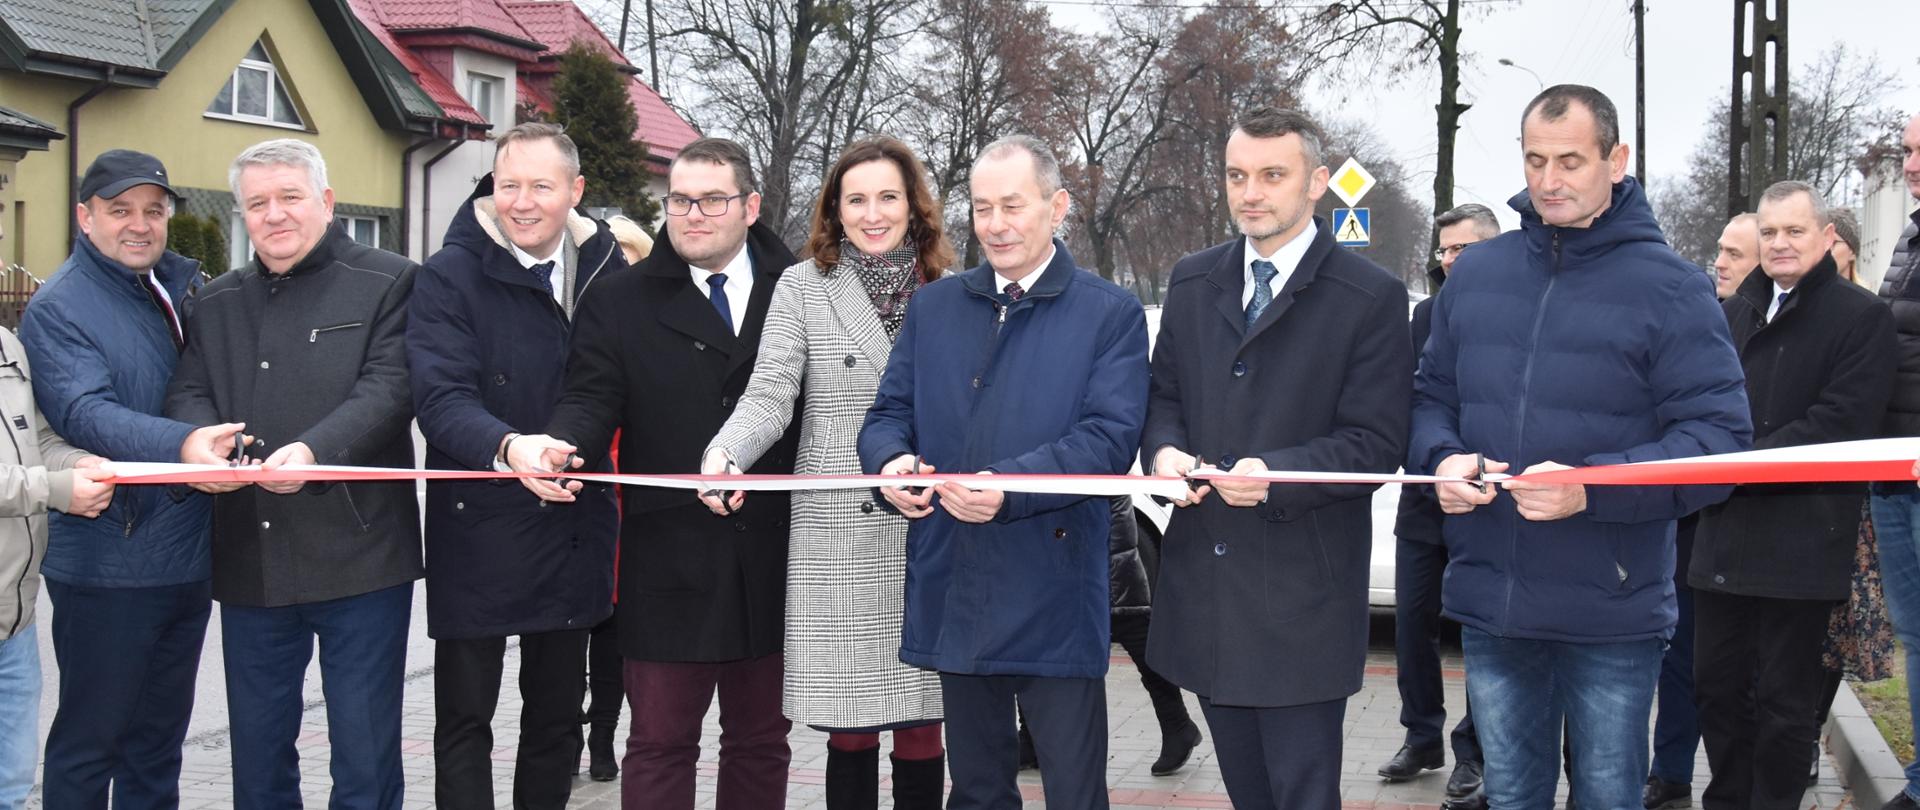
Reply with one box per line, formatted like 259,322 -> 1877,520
0,80 -> 1914,810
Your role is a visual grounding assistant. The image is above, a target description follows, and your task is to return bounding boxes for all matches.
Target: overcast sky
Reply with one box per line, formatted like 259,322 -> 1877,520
1058,0 -> 1919,228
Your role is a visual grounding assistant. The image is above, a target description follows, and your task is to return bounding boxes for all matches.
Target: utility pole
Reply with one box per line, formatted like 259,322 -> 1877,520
1634,0 -> 1647,183
646,0 -> 660,89
1729,0 -> 1788,217
617,0 -> 631,51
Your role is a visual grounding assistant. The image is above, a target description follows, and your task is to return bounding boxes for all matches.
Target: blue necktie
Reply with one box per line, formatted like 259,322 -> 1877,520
707,273 -> 733,333
1770,290 -> 1788,322
529,260 -> 555,298
1246,259 -> 1278,329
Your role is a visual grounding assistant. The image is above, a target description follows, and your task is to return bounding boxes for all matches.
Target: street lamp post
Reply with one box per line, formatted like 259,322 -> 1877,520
1498,57 -> 1545,90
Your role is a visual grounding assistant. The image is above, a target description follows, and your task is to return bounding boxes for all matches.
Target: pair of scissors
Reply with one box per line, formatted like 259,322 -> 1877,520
1474,453 -> 1489,493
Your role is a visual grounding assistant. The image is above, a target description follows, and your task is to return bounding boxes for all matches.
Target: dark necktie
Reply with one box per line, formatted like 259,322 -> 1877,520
707,273 -> 733,333
1005,282 -> 1024,301
1770,290 -> 1788,322
1246,259 -> 1278,329
529,260 -> 555,298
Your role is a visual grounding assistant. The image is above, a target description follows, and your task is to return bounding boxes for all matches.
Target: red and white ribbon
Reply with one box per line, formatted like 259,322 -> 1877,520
90,438 -> 1920,495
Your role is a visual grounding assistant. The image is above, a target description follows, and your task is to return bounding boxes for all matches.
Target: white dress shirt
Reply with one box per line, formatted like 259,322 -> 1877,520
995,244 -> 1055,297
1240,219 -> 1319,310
691,244 -> 755,336
508,239 -> 566,305
143,273 -> 181,341
1767,281 -> 1791,322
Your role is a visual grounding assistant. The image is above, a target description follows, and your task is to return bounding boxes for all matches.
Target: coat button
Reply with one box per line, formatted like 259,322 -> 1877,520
971,377 -> 982,389
860,502 -> 874,514
1713,574 -> 1725,584
493,374 -> 507,385
1219,454 -> 1238,468
721,396 -> 734,408
1232,361 -> 1246,377
539,500 -> 549,508
844,354 -> 857,367
261,521 -> 271,530
1053,528 -> 1067,539
1214,542 -> 1228,556
259,361 -> 270,370
694,341 -> 707,351
455,501 -> 464,510
734,521 -> 747,532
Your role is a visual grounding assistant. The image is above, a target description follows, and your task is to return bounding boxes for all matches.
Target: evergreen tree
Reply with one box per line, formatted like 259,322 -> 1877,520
550,42 -> 660,225
166,212 -> 228,277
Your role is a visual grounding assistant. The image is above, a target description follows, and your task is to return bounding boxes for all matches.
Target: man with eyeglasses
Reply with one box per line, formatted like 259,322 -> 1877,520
1379,203 -> 1499,810
505,136 -> 800,810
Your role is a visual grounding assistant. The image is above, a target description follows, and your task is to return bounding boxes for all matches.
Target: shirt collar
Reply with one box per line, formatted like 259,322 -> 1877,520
1243,219 -> 1318,281
508,237 -> 565,271
995,244 -> 1055,295
690,242 -> 753,287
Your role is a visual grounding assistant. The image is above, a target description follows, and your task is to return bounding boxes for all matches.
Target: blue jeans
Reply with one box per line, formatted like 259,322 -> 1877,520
1872,488 -> 1920,800
221,582 -> 412,810
42,578 -> 211,809
1462,627 -> 1663,810
0,623 -> 41,810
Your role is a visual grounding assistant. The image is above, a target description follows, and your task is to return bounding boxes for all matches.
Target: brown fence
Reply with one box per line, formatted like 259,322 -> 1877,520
0,265 -> 42,332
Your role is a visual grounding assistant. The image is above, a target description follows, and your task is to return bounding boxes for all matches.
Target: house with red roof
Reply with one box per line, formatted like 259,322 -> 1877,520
351,0 -> 698,255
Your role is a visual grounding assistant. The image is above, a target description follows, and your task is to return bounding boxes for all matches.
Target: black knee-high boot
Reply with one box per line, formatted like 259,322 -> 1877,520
826,746 -> 880,810
891,752 -> 946,810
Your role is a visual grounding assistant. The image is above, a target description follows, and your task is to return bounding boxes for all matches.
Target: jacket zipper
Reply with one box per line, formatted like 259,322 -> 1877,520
0,398 -> 27,637
1503,229 -> 1562,633
309,322 -> 364,342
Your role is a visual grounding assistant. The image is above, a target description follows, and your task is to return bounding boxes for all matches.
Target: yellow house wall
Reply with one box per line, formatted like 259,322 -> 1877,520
0,0 -> 412,275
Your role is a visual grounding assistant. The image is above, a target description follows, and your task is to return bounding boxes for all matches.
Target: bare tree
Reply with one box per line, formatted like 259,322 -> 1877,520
1652,45 -> 1905,266
1296,0 -> 1506,254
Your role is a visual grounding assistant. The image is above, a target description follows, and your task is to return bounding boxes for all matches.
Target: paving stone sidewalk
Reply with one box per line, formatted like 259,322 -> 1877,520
27,623 -> 1855,808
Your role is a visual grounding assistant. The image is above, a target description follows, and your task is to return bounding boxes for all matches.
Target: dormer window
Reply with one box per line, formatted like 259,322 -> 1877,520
206,40 -> 305,129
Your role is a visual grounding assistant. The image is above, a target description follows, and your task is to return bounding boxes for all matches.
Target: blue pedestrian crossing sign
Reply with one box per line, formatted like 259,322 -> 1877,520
1333,208 -> 1370,247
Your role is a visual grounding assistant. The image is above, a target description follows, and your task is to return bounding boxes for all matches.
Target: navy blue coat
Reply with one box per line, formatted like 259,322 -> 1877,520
20,237 -> 210,588
1140,223 -> 1412,707
408,176 -> 623,639
858,241 -> 1149,679
1409,177 -> 1752,644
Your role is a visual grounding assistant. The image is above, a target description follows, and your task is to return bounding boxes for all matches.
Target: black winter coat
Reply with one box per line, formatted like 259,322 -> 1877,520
1142,221 -> 1413,707
1692,255 -> 1896,601
166,225 -> 421,607
1878,211 -> 1920,444
408,176 -> 625,639
1108,496 -> 1150,614
545,222 -> 799,662
1395,267 -> 1445,544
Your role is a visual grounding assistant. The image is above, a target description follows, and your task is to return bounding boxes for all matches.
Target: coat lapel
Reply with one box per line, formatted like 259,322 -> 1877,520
658,277 -> 737,357
731,255 -> 783,377
1206,242 -> 1248,340
824,266 -> 894,374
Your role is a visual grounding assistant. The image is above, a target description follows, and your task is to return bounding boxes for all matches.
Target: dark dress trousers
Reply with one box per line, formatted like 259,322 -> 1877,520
1141,220 -> 1413,809
543,221 -> 799,810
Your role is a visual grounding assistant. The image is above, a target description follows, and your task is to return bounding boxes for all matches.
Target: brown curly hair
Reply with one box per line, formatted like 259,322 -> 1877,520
804,136 -> 953,283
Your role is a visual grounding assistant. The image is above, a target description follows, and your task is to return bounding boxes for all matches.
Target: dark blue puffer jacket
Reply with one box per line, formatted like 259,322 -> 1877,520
1408,177 -> 1751,643
19,237 -> 211,587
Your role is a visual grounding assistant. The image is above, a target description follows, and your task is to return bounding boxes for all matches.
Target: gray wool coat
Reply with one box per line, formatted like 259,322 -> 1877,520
707,259 -> 942,730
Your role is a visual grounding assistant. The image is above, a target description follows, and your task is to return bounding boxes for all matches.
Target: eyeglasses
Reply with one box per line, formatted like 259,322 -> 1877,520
664,193 -> 748,217
1432,242 -> 1478,262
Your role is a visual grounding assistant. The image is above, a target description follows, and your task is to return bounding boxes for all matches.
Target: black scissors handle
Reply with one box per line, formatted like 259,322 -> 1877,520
1473,453 -> 1489,493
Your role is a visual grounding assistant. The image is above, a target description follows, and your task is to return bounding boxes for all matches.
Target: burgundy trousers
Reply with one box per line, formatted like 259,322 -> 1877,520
620,653 -> 790,810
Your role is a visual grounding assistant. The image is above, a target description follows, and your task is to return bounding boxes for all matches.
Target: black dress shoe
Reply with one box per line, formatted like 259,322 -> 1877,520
1442,787 -> 1488,810
1446,759 -> 1483,798
1642,775 -> 1690,809
1150,719 -> 1202,776
1377,743 -> 1445,781
588,723 -> 618,782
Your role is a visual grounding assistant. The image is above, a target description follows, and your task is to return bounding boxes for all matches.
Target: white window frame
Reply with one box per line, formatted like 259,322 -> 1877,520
228,210 -> 252,269
466,72 -> 503,128
337,215 -> 380,247
205,42 -> 305,130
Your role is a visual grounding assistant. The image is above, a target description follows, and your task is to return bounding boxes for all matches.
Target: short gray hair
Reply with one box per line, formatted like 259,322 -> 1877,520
1435,203 -> 1500,240
1758,180 -> 1830,226
229,138 -> 328,200
495,122 -> 581,177
974,134 -> 1064,197
1234,107 -> 1325,170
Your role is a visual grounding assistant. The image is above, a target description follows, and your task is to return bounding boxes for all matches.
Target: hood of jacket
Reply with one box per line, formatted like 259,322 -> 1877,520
1508,175 -> 1670,269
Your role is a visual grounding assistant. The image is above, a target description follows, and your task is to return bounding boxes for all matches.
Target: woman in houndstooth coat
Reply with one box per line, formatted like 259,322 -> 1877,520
702,135 -> 951,810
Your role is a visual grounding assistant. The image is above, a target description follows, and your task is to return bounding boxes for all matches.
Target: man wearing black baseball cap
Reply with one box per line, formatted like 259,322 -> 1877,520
18,148 -> 233,806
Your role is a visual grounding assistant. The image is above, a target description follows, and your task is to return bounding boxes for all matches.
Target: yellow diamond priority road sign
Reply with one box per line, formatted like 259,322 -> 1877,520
1329,157 -> 1376,208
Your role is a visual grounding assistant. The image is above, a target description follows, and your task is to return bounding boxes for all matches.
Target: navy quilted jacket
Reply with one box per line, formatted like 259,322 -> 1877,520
19,237 -> 211,587
1408,177 -> 1751,643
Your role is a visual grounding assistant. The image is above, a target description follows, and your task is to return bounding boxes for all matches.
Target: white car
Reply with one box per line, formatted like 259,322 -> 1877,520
1133,297 -> 1422,611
